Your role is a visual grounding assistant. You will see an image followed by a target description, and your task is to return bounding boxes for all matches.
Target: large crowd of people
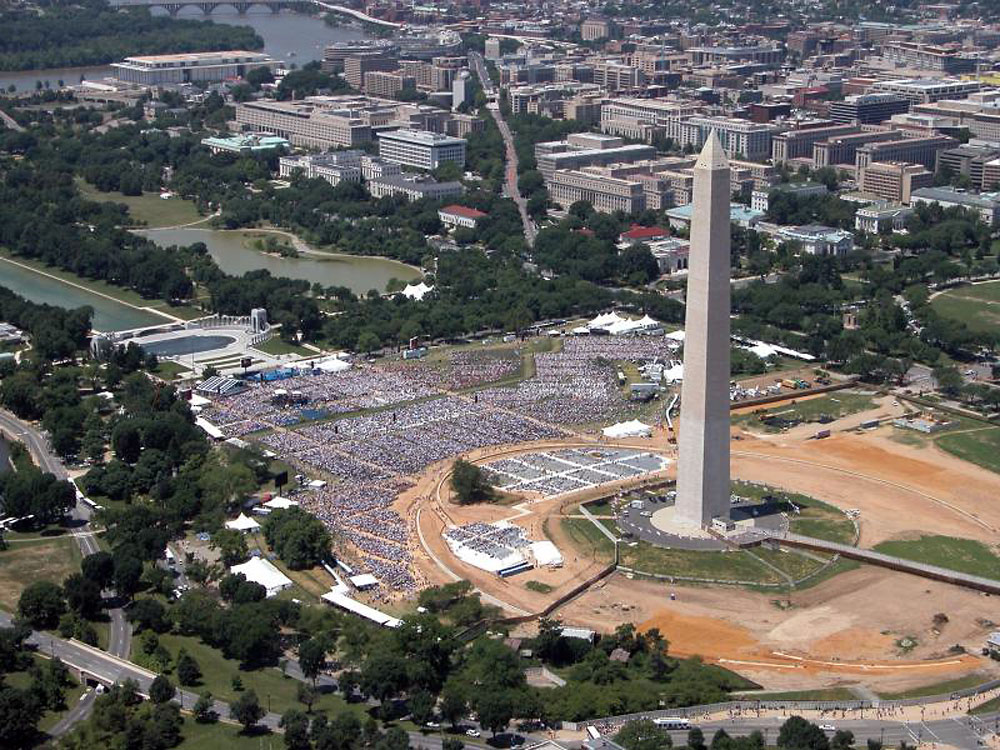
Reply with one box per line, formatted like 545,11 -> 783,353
381,348 -> 523,391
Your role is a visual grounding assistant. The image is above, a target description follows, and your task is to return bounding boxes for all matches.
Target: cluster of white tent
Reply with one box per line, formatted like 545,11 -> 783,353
570,312 -> 662,336
400,281 -> 434,301
315,355 -> 351,373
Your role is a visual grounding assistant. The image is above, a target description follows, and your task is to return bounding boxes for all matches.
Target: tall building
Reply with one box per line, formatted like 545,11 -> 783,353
344,52 -> 398,89
829,93 -> 911,124
675,133 -> 732,529
377,129 -> 466,170
858,161 -> 934,204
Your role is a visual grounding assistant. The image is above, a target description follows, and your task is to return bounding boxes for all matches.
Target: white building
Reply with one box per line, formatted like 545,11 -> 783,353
112,50 -> 280,86
377,129 -> 466,171
279,151 -> 364,186
368,175 -> 463,202
775,224 -> 854,256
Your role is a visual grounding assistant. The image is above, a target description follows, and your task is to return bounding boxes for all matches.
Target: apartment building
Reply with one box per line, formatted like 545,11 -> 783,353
364,71 -> 416,99
858,161 -> 934,203
344,52 -> 398,89
829,93 -> 911,124
549,167 -> 646,213
855,134 -> 958,169
377,129 -> 466,170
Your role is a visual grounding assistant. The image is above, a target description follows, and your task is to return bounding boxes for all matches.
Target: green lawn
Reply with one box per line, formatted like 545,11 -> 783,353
733,392 -> 875,433
77,180 -> 204,229
581,497 -> 615,515
936,427 -> 1000,474
152,361 -> 191,380
525,580 -> 554,594
931,281 -> 1000,334
749,547 -> 827,581
873,535 -> 1000,580
731,481 -> 856,546
619,544 -> 784,585
253,337 -> 314,357
157,633 -> 366,718
971,695 -> 1000,715
879,672 -> 990,700
0,535 -> 80,612
176,719 -> 278,750
557,518 -> 615,563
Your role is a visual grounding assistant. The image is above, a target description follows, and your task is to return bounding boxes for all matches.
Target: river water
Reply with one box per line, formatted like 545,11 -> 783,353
137,228 -> 421,295
0,9 -> 367,92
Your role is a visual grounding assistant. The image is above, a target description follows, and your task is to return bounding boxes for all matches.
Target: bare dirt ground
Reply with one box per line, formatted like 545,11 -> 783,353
404,394 -> 1000,691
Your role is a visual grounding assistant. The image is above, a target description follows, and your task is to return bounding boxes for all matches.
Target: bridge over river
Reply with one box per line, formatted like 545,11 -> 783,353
109,0 -> 401,26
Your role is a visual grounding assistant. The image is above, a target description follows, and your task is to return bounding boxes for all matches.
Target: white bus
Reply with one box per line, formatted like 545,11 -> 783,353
653,717 -> 690,730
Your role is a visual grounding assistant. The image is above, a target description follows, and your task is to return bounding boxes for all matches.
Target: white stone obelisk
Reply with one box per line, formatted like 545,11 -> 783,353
675,131 -> 731,528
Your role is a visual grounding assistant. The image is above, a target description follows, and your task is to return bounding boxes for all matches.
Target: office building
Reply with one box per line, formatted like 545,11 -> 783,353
111,50 -> 279,86
234,99 -> 372,150
855,134 -> 958,170
278,151 -> 363,186
548,167 -> 646,214
688,45 -> 785,67
591,60 -> 646,91
936,144 -> 1000,190
750,182 -> 828,213
882,42 -> 977,75
910,186 -> 1000,224
813,128 -> 905,168
870,78 -> 982,104
855,202 -> 914,233
829,93 -> 912,124
581,18 -> 616,41
771,124 -> 862,162
377,129 -> 466,170
677,116 -> 774,162
364,71 -> 416,98
322,40 -> 397,73
858,161 -> 934,204
201,134 -> 288,155
368,175 -> 463,202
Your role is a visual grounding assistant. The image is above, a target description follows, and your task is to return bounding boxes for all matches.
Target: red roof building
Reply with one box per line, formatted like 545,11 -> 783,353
619,224 -> 669,244
438,204 -> 488,229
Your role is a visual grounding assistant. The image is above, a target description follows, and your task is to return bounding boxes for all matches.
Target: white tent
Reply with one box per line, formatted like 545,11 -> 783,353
665,330 -> 685,342
316,357 -> 350,373
636,314 -> 660,329
602,419 -> 653,438
225,513 -> 261,534
263,496 -> 299,511
230,557 -> 292,597
530,540 -> 563,568
587,311 -> 628,330
401,281 -> 434,300
663,362 -> 684,383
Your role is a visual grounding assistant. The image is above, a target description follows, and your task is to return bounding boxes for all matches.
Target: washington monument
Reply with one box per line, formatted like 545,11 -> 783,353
675,132 -> 732,528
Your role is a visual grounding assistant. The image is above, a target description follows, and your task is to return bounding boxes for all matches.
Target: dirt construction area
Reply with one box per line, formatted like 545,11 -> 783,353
400,392 -> 1000,692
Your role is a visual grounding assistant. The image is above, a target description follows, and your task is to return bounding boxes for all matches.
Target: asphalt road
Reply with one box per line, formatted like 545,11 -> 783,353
0,408 -> 132,733
468,51 -> 536,248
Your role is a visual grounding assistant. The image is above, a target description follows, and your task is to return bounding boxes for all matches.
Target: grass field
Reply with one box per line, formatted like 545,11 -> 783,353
971,695 -> 1000,715
525,580 -> 553,594
936,427 -> 1000,475
152,361 -> 191,380
0,535 -> 80,612
732,481 -> 856,546
873,535 -> 1000,580
732,392 -> 875,433
77,180 -> 204,229
176,719 -> 278,750
931,281 -> 1000,334
253,337 -> 314,357
620,544 -> 784,585
157,633 -> 366,718
557,518 -> 615,563
749,547 -> 827,581
879,672 -> 990,700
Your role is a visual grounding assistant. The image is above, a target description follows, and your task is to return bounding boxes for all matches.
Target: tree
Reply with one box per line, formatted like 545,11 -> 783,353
450,459 -> 494,504
409,689 -> 435,726
113,549 -> 143,599
688,727 -> 707,750
440,681 -> 467,729
442,740 -> 465,750
356,329 -> 381,353
18,580 -> 65,629
281,708 -> 312,750
0,685 -> 44,748
296,681 -> 317,712
230,689 -> 264,732
212,528 -> 249,567
81,551 -> 115,588
831,730 -> 855,750
193,691 -> 216,722
474,688 -> 513,737
62,573 -> 103,620
614,719 -> 672,750
297,637 -> 327,685
777,716 -> 830,750
176,651 -> 202,686
149,674 -> 175,704
128,598 -> 168,633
